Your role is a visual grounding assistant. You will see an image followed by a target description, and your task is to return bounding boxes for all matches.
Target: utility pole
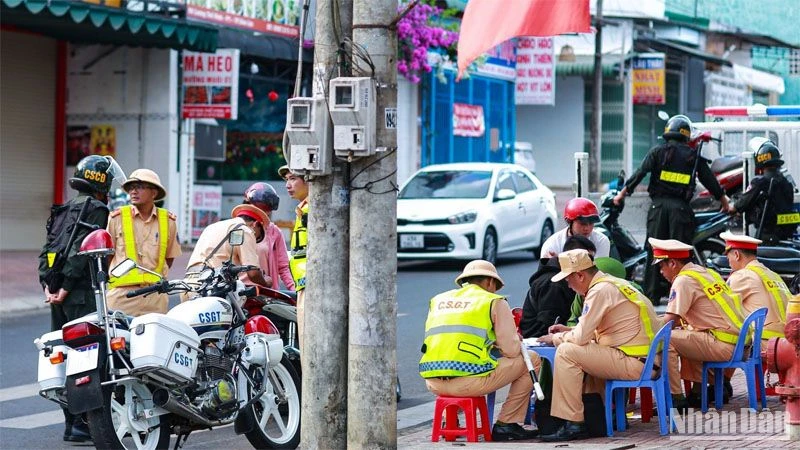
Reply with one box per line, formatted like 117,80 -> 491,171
302,0 -> 352,447
590,0 -> 603,190
349,0 -> 398,446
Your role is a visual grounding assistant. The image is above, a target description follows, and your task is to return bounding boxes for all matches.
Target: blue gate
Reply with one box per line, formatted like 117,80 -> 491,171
421,70 -> 516,167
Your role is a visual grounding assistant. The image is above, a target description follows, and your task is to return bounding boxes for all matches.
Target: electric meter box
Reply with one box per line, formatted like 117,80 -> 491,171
284,96 -> 333,176
328,77 -> 376,156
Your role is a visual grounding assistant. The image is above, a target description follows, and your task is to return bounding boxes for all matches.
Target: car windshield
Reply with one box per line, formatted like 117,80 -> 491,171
399,170 -> 492,199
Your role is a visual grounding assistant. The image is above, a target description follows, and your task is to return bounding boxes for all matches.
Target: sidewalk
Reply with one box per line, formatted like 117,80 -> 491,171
398,369 -> 793,448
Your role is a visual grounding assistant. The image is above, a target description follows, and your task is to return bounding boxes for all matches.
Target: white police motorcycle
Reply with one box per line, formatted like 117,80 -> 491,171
34,228 -> 300,449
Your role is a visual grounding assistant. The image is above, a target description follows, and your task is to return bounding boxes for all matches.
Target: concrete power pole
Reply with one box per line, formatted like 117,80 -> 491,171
302,0 -> 352,448
590,0 -> 603,190
349,0 -> 398,447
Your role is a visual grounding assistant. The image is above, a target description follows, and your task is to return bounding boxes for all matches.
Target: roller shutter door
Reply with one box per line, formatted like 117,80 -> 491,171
0,31 -> 56,250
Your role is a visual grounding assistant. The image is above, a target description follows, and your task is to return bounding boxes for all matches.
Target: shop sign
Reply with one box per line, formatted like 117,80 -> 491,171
632,53 -> 666,105
453,103 -> 485,137
182,49 -> 240,120
515,36 -> 555,105
185,0 -> 300,38
476,40 -> 517,80
191,184 -> 222,239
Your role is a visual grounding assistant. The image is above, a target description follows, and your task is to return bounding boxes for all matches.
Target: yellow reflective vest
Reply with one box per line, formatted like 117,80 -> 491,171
679,268 -> 746,345
289,200 -> 308,291
108,206 -> 169,288
419,284 -> 502,379
745,265 -> 790,339
589,276 -> 658,357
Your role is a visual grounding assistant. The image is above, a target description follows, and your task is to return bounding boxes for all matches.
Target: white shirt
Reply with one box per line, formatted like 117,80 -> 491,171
539,227 -> 610,259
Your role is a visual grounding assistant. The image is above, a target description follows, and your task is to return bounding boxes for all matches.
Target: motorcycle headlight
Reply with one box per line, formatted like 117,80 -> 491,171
448,210 -> 478,224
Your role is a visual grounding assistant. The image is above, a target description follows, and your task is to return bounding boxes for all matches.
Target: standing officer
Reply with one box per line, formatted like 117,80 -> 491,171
280,165 -> 309,339
39,155 -> 118,442
106,169 -> 181,315
728,139 -> 798,244
538,249 -> 661,442
654,238 -> 744,405
539,198 -> 610,258
420,260 -> 542,441
613,115 -> 730,304
722,231 -> 790,340
185,204 -> 272,288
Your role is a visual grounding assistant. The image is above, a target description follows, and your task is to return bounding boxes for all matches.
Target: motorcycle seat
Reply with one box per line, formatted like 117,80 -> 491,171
710,156 -> 741,175
711,255 -> 799,275
757,246 -> 800,259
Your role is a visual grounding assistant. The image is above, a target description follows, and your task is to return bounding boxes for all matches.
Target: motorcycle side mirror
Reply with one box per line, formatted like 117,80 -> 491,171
229,229 -> 245,247
110,258 -> 137,278
657,110 -> 670,121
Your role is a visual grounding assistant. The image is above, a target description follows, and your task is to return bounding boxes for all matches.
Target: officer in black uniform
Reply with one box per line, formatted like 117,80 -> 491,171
612,115 -> 730,303
729,139 -> 798,244
38,155 -> 118,442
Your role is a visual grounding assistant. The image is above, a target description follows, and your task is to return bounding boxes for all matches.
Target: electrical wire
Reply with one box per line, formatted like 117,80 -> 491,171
348,148 -> 399,194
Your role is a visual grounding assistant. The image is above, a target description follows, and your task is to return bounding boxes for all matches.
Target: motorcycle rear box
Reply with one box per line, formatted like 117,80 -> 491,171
129,314 -> 200,380
37,330 -> 68,391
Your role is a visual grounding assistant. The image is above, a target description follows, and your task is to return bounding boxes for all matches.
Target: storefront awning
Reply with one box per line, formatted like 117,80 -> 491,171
556,55 -> 625,77
217,28 -> 312,63
1,0 -> 218,52
733,63 -> 785,94
639,37 -> 731,66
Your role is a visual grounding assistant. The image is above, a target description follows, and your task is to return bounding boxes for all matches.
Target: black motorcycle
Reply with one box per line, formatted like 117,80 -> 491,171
706,239 -> 800,294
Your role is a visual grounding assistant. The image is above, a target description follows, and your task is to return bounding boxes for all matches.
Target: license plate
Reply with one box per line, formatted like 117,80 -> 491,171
400,234 -> 424,249
65,343 -> 99,375
166,344 -> 196,375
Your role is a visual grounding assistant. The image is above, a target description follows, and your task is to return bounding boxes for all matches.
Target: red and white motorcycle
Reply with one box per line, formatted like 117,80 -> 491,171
35,228 -> 301,449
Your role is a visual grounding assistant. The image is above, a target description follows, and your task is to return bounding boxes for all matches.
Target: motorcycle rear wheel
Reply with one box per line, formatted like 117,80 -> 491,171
87,380 -> 170,450
242,355 -> 301,449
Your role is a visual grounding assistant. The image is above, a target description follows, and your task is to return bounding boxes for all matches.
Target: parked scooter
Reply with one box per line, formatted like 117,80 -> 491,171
35,227 -> 301,449
689,131 -> 744,212
706,239 -> 800,294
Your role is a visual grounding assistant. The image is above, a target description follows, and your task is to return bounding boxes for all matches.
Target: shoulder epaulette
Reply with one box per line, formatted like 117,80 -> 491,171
168,212 -> 177,221
109,209 -> 122,218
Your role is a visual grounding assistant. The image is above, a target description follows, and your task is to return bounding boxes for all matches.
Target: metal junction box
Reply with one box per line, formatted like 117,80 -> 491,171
328,77 -> 376,157
284,96 -> 333,176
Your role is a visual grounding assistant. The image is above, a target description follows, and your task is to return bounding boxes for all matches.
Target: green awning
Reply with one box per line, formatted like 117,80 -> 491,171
556,55 -> 623,77
1,0 -> 217,52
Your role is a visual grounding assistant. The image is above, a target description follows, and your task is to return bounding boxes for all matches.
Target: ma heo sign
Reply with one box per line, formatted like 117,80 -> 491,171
182,49 -> 240,120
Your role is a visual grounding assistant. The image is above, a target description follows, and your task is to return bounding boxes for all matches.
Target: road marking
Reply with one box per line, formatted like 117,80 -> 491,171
0,383 -> 40,403
0,409 -> 62,429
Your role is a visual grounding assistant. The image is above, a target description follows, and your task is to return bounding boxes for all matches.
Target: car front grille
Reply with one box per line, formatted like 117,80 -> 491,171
397,218 -> 450,226
397,233 -> 453,252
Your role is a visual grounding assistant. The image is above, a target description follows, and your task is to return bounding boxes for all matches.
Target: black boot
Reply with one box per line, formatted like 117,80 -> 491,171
540,421 -> 588,442
63,414 -> 92,443
491,422 -> 539,441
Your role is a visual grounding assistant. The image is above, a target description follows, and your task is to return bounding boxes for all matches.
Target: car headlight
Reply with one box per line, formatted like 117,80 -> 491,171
448,210 -> 478,224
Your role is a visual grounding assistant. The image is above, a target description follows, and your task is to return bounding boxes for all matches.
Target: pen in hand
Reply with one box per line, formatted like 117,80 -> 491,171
553,316 -> 560,326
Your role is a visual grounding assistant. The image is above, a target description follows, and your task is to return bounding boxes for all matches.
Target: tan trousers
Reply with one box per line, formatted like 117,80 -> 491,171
425,351 -> 542,425
551,342 -> 646,422
107,288 -> 168,316
667,329 -> 734,394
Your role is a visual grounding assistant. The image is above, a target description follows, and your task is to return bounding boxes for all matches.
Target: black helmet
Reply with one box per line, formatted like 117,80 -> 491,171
663,115 -> 692,142
754,141 -> 784,169
69,155 -> 118,194
244,182 -> 280,212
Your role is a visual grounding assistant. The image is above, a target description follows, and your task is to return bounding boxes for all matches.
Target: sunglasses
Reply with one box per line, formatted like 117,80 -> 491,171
127,182 -> 155,191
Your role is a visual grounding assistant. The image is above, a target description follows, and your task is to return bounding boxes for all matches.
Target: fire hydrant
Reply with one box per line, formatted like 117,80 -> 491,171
766,294 -> 800,440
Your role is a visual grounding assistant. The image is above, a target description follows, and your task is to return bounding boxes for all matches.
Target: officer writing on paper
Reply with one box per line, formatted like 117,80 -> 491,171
537,249 -> 662,442
419,260 -> 542,441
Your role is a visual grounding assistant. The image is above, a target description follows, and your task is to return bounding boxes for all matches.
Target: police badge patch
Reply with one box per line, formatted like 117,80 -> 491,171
668,289 -> 677,302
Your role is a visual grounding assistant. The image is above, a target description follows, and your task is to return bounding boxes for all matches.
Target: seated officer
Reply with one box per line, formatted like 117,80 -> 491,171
655,238 -> 744,406
538,249 -> 661,442
722,231 -> 791,341
419,260 -> 541,441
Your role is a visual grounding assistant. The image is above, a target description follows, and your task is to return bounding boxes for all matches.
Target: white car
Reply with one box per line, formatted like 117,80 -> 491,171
397,162 -> 557,264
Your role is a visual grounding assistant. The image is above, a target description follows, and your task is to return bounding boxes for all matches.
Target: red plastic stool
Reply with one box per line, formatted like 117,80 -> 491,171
628,387 -> 654,423
431,396 -> 492,442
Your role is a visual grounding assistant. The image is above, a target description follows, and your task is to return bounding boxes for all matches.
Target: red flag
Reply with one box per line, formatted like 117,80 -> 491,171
457,0 -> 591,79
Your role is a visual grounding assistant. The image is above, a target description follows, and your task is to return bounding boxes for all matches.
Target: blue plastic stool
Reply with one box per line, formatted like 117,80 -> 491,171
605,321 -> 675,436
701,307 -> 768,412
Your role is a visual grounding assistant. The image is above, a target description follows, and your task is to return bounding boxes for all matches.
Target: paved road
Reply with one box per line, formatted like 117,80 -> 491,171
0,252 -> 541,449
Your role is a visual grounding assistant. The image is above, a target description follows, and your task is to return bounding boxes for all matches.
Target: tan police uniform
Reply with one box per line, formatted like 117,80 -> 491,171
652,238 -> 745,394
106,205 -> 181,315
424,261 -> 542,425
548,250 -> 662,422
722,232 -> 790,340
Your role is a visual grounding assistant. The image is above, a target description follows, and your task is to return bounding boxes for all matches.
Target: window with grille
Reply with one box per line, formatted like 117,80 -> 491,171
790,49 -> 800,77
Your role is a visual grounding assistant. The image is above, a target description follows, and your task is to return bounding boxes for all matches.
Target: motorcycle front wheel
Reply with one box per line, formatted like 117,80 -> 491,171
87,380 -> 170,450
242,355 -> 301,449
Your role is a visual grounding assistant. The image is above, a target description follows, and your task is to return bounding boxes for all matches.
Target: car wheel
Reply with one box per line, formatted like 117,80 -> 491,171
482,228 -> 497,265
534,219 -> 554,257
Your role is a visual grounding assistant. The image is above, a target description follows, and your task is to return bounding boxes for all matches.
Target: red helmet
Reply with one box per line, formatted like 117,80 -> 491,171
564,198 -> 599,223
244,182 -> 280,213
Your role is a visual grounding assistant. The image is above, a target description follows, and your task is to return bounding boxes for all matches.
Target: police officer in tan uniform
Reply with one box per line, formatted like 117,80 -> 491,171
655,238 -> 745,405
538,249 -> 662,442
722,231 -> 790,341
185,204 -> 271,289
421,260 -> 541,441
106,169 -> 181,315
